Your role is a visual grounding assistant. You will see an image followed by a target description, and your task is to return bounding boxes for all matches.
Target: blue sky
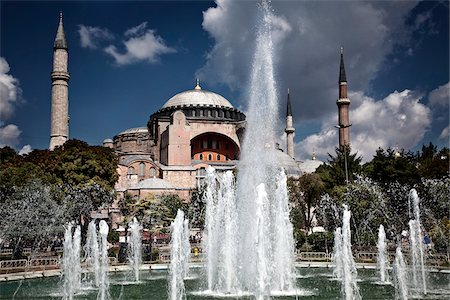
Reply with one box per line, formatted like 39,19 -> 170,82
0,1 -> 448,161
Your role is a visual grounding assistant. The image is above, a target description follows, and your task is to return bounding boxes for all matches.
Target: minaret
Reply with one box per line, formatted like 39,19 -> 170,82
337,47 -> 350,148
49,12 -> 70,150
285,88 -> 295,159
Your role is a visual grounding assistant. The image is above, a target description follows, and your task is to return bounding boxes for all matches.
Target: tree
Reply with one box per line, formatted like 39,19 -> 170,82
363,147 -> 420,186
316,146 -> 362,191
287,174 -> 325,233
0,146 -> 17,164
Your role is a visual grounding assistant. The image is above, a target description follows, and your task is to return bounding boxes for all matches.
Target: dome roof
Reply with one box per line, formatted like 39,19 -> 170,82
118,127 -> 148,135
130,178 -> 175,190
162,83 -> 234,109
299,159 -> 324,174
274,149 -> 303,178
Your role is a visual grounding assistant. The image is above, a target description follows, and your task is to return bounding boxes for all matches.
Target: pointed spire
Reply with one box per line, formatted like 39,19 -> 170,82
339,46 -> 347,83
194,78 -> 201,90
54,12 -> 68,49
286,88 -> 292,117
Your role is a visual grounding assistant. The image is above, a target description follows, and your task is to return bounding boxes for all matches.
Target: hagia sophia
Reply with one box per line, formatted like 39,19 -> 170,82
49,14 -> 350,203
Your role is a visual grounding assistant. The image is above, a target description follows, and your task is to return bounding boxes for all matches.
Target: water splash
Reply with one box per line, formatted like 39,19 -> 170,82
393,246 -> 409,300
333,227 -> 343,280
62,223 -> 81,300
84,220 -> 100,287
128,217 -> 142,282
408,189 -> 427,295
339,205 -> 361,300
168,210 -> 190,300
98,220 -> 110,300
377,224 -> 390,283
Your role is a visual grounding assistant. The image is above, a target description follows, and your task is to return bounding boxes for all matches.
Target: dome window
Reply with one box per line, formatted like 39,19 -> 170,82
149,167 -> 156,178
208,154 -> 212,161
128,166 -> 135,175
199,154 -> 203,160
217,154 -> 221,161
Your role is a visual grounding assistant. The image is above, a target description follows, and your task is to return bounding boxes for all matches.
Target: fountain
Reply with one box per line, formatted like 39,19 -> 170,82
408,189 -> 427,295
62,222 -> 82,300
377,224 -> 390,283
333,227 -> 343,280
393,246 -> 409,300
202,1 -> 296,298
168,209 -> 190,300
84,220 -> 100,287
334,205 -> 361,300
98,220 -> 110,300
128,217 -> 143,282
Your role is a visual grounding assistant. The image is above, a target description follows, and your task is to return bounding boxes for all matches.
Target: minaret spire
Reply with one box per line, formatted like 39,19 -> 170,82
286,88 -> 292,117
49,12 -> 70,150
339,47 -> 347,84
337,47 -> 351,149
54,12 -> 68,49
285,88 -> 295,159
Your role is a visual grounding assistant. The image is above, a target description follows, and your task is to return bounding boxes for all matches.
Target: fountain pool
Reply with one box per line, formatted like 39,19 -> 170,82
1,267 -> 449,299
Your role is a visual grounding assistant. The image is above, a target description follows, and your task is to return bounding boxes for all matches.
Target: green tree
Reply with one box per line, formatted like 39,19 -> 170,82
316,146 -> 362,191
287,174 -> 325,233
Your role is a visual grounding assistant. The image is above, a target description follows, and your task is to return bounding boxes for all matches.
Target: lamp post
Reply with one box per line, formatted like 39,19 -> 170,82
334,124 -> 352,185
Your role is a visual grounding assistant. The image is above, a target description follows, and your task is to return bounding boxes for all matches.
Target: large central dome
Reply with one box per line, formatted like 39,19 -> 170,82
161,82 -> 234,109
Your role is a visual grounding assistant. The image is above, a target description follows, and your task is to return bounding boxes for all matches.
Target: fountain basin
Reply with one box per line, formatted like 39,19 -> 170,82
1,267 -> 449,299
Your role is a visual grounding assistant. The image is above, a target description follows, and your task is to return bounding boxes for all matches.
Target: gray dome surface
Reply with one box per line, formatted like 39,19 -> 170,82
274,149 -> 303,178
162,89 -> 234,109
117,127 -> 148,135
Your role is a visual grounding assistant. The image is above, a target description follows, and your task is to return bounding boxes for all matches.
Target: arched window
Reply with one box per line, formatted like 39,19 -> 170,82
128,166 -> 135,175
149,167 -> 156,178
208,154 -> 212,161
139,163 -> 145,177
199,154 -> 203,160
217,154 -> 221,161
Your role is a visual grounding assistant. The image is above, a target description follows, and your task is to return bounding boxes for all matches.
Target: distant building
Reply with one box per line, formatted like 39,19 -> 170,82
48,14 -> 352,205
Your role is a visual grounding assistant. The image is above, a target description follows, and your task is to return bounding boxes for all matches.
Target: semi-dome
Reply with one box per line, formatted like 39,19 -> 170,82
161,82 -> 234,109
117,127 -> 149,136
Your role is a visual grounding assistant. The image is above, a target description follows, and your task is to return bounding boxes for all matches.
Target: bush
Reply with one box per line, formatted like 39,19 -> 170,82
307,232 -> 333,252
294,229 -> 306,249
107,230 -> 119,243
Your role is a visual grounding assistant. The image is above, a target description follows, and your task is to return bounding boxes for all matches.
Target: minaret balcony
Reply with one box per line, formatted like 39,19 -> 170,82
51,71 -> 70,81
336,98 -> 350,104
285,127 -> 295,134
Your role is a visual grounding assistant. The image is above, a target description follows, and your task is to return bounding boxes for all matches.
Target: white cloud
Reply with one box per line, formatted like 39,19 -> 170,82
0,57 -> 23,148
429,82 -> 449,107
18,144 -> 32,155
296,89 -> 432,162
104,22 -> 175,65
0,57 -> 22,123
439,126 -> 449,140
124,22 -> 148,37
78,25 -> 113,49
0,124 -> 21,148
198,1 -> 418,120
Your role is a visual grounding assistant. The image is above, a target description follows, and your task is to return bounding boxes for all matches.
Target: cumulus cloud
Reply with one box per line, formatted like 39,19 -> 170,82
198,0 -> 418,121
429,82 -> 449,107
0,57 -> 22,123
439,126 -> 449,140
0,124 -> 21,148
296,89 -> 432,162
104,22 -> 176,65
18,144 -> 32,155
78,25 -> 113,49
0,57 -> 23,148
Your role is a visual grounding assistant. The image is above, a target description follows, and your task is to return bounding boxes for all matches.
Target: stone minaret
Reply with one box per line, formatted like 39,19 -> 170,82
337,47 -> 351,148
49,12 -> 70,150
285,89 -> 295,158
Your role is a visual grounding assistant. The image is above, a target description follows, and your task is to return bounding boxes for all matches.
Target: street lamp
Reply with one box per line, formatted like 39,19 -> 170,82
334,124 -> 352,185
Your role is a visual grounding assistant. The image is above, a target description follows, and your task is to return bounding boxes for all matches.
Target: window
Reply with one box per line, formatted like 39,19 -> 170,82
202,140 -> 207,149
217,154 -> 221,161
196,167 -> 207,187
149,167 -> 156,178
208,154 -> 212,161
128,166 -> 135,175
208,139 -> 212,149
139,163 -> 145,177
212,140 -> 217,149
199,154 -> 203,160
